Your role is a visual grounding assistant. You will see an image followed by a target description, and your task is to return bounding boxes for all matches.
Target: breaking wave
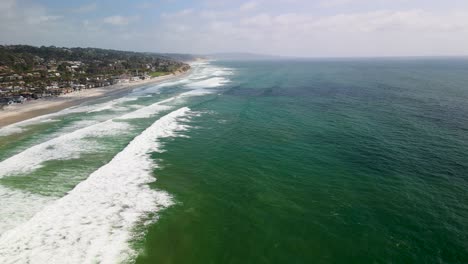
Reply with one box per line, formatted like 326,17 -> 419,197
0,107 -> 193,264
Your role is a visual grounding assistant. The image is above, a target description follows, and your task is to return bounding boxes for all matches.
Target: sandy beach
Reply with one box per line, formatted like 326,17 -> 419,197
0,71 -> 189,128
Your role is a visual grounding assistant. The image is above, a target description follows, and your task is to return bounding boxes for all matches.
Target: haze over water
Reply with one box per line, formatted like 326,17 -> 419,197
1,59 -> 468,263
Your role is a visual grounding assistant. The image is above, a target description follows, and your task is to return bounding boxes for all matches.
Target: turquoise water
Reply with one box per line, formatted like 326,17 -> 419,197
1,59 -> 468,263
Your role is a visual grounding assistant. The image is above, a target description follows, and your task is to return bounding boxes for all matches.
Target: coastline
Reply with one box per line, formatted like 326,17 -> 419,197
0,70 -> 190,128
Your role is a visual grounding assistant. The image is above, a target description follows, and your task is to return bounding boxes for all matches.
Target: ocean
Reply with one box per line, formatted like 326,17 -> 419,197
0,59 -> 467,263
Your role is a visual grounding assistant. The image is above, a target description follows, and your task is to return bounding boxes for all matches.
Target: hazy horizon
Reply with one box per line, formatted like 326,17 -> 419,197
1,0 -> 468,57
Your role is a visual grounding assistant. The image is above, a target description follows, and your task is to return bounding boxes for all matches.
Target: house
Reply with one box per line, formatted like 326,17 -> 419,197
46,83 -> 59,90
33,65 -> 47,71
32,93 -> 44,99
0,97 -> 11,104
72,84 -> 85,91
13,96 -> 26,103
7,74 -> 22,81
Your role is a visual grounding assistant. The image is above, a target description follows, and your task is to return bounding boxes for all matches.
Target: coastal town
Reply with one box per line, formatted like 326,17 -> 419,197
0,45 -> 192,109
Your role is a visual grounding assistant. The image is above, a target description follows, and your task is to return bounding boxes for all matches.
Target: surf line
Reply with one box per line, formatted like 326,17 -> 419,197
0,96 -> 178,178
0,107 -> 192,264
0,95 -> 184,238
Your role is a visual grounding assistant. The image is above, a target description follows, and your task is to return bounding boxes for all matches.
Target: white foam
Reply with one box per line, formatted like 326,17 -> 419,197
0,126 -> 26,137
0,61 -> 232,262
0,96 -> 179,178
0,97 -> 139,137
134,79 -> 190,95
0,186 -> 55,235
212,68 -> 234,76
86,97 -> 139,114
132,77 -> 189,94
0,62 -> 231,138
133,63 -> 233,97
185,77 -> 230,89
0,107 -> 192,264
117,97 -> 174,120
0,120 -> 131,178
87,105 -> 125,113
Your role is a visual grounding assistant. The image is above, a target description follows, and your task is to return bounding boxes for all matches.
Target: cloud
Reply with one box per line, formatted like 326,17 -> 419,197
161,9 -> 194,19
27,15 -> 63,25
240,14 -> 272,27
163,8 -> 468,34
319,0 -> 409,8
319,0 -> 355,8
75,3 -> 97,13
0,0 -> 17,19
153,7 -> 468,56
308,10 -> 468,33
0,0 -> 16,11
136,1 -> 156,9
103,15 -> 138,26
0,0 -> 62,26
240,1 -> 259,11
1,0 -> 468,57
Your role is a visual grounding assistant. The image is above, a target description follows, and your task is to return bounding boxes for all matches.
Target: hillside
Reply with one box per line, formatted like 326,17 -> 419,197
0,45 -> 193,101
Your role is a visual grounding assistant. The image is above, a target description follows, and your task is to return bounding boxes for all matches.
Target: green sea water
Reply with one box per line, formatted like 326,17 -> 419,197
0,59 -> 468,263
136,59 -> 468,263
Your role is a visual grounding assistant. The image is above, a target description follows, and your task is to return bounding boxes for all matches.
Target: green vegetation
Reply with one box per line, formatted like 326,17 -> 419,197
149,72 -> 171,77
0,45 -> 194,101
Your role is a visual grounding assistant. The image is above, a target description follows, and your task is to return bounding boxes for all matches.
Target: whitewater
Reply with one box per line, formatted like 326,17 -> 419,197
0,61 -> 232,263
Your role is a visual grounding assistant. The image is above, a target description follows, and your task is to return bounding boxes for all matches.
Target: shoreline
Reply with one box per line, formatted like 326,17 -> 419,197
0,70 -> 190,128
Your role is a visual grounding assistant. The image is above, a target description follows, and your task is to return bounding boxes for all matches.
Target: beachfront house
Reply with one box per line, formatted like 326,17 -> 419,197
72,84 -> 86,91
0,97 -> 13,106
13,96 -> 26,104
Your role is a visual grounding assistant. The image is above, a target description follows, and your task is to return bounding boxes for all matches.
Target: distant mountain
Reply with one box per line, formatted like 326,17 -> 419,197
207,52 -> 285,61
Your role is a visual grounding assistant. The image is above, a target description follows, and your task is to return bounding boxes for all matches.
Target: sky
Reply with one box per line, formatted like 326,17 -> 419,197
1,0 -> 468,57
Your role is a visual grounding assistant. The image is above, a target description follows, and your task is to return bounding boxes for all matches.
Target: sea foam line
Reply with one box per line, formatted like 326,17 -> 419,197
0,107 -> 192,264
0,90 -> 210,236
0,61 -> 231,245
0,96 -> 138,137
0,97 -> 175,178
0,97 -> 175,234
